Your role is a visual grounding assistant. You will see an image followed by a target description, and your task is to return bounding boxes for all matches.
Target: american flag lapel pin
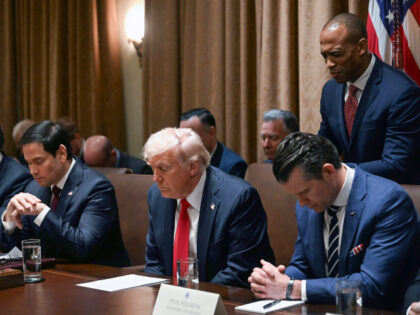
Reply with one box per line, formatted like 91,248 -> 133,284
68,191 -> 73,196
349,243 -> 364,257
350,210 -> 355,216
210,203 -> 215,211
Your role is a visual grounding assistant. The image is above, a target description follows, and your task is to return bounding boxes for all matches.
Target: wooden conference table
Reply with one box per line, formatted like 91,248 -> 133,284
0,263 -> 397,315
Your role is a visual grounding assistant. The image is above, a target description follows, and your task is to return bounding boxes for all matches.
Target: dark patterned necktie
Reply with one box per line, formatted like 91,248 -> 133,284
327,205 -> 340,277
51,186 -> 61,211
344,84 -> 359,136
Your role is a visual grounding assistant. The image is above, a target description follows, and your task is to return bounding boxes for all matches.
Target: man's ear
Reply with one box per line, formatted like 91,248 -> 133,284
56,144 -> 68,163
321,163 -> 336,181
358,38 -> 368,56
188,160 -> 200,177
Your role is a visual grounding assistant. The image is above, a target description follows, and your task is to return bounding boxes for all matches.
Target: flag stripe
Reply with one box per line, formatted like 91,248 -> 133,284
403,9 -> 420,67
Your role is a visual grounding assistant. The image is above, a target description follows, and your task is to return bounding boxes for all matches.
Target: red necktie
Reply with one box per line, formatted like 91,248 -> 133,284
344,84 -> 359,136
173,199 -> 190,279
51,186 -> 61,211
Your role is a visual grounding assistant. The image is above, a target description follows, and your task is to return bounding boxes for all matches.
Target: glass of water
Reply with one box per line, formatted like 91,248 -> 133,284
21,239 -> 43,283
336,279 -> 362,315
176,258 -> 199,289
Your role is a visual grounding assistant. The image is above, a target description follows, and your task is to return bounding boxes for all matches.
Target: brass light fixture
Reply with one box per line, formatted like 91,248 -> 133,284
126,5 -> 145,67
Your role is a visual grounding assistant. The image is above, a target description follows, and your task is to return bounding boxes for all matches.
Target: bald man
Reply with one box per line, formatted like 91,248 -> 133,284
84,135 -> 152,174
318,13 -> 420,184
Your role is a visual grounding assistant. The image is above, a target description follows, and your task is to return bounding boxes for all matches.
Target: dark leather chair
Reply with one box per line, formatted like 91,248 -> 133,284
93,167 -> 132,175
106,174 -> 154,267
402,185 -> 420,215
245,163 -> 298,265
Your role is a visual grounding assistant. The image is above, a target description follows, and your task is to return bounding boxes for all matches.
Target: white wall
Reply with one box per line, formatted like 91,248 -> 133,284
116,0 -> 144,157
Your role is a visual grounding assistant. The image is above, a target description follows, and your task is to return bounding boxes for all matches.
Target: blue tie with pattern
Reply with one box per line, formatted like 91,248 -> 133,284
327,205 -> 340,277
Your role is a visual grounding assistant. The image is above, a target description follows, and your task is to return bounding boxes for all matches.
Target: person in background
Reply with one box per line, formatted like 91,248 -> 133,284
318,13 -> 420,184
0,125 -> 32,250
404,268 -> 420,315
12,119 -> 35,166
1,121 -> 130,267
180,108 -> 247,178
143,127 -> 274,287
249,132 -> 418,311
84,135 -> 152,174
56,117 -> 85,161
261,109 -> 298,162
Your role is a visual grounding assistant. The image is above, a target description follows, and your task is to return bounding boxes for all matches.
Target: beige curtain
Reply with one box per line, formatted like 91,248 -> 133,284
0,0 -> 125,156
143,0 -> 368,163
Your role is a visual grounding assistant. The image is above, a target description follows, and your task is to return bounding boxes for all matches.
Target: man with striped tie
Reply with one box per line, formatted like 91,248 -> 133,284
248,132 -> 419,311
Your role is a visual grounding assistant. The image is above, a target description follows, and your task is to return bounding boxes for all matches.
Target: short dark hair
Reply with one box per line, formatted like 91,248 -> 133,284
0,125 -> 4,150
273,132 -> 341,182
263,109 -> 299,133
323,13 -> 367,44
56,116 -> 79,140
180,108 -> 216,129
20,120 -> 72,160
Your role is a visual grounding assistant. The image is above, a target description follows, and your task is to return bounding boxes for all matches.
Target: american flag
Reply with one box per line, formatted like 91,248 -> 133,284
367,0 -> 420,86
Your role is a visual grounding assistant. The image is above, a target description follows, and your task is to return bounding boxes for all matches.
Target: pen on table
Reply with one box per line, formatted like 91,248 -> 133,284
263,299 -> 282,309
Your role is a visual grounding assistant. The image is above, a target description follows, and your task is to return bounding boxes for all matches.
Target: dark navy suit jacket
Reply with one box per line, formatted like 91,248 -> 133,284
318,56 -> 420,184
116,149 -> 152,174
0,153 -> 32,250
285,167 -> 419,311
145,166 -> 274,287
211,142 -> 247,178
2,160 -> 130,267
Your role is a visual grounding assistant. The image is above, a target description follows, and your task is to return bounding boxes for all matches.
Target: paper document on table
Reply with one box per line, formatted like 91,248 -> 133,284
76,274 -> 168,292
0,247 -> 22,260
235,300 -> 304,314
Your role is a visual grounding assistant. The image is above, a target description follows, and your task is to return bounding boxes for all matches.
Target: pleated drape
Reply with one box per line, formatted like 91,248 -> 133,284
0,0 -> 125,156
143,0 -> 369,163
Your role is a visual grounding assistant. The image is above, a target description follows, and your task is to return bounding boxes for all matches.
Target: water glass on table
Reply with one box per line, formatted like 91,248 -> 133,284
176,258 -> 199,289
336,279 -> 362,315
21,239 -> 43,283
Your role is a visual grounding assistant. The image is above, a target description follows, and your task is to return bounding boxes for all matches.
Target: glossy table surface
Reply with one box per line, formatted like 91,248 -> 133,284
0,264 -> 397,315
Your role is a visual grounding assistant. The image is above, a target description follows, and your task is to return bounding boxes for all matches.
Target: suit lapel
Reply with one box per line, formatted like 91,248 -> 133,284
339,169 -> 366,275
55,161 -> 82,216
163,198 -> 176,274
197,167 -> 220,280
349,57 -> 382,148
310,212 -> 328,277
336,84 -> 350,151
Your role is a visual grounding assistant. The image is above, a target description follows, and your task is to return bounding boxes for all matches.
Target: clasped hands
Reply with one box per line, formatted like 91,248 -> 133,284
5,193 -> 48,229
248,259 -> 300,300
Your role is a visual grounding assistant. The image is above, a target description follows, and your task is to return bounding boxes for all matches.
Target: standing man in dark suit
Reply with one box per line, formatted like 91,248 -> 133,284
0,125 -> 32,250
143,127 -> 274,287
83,135 -> 152,174
318,13 -> 420,184
249,132 -> 418,311
180,108 -> 247,178
2,121 -> 130,267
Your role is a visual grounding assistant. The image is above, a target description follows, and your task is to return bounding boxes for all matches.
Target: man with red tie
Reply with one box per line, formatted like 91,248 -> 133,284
143,127 -> 274,287
318,13 -> 420,184
1,121 -> 130,267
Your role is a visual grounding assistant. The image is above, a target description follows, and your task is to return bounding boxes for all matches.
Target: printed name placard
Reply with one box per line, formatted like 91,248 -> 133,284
152,283 -> 227,315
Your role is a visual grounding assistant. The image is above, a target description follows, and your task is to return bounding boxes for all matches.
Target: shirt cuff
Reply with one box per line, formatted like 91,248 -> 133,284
407,306 -> 411,315
34,207 -> 51,226
1,211 -> 16,234
301,280 -> 308,301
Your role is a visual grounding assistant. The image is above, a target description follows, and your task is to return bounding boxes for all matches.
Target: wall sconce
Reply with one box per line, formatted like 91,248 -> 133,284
126,5 -> 145,67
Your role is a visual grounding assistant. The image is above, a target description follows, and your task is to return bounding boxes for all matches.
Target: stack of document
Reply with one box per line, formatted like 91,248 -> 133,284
235,300 -> 304,314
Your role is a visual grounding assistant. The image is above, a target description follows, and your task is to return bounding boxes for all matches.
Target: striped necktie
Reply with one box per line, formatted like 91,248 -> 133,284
327,205 -> 340,278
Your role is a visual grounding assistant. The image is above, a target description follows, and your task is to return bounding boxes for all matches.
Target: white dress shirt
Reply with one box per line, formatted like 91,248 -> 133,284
345,54 -> 376,105
173,170 -> 207,259
301,164 -> 355,301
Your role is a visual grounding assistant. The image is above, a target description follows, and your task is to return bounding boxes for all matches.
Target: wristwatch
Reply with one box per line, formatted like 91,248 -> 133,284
286,278 -> 295,300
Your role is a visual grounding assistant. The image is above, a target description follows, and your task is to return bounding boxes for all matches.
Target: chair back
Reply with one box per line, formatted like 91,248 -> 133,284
245,163 -> 298,265
93,167 -> 132,175
106,174 -> 154,265
402,185 -> 420,216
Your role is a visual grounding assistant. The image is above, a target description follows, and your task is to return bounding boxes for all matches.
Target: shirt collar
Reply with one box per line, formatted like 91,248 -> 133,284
332,164 -> 355,207
347,54 -> 376,91
178,169 -> 207,212
51,158 -> 76,191
0,152 -> 3,163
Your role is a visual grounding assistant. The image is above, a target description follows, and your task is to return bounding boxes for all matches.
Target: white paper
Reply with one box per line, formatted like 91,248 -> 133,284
0,246 -> 22,260
76,274 -> 168,292
235,300 -> 304,314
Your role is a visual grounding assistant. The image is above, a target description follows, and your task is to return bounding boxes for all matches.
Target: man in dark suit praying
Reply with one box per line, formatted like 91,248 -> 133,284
1,121 -> 130,267
143,127 -> 274,287
318,13 -> 420,184
180,108 -> 247,178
